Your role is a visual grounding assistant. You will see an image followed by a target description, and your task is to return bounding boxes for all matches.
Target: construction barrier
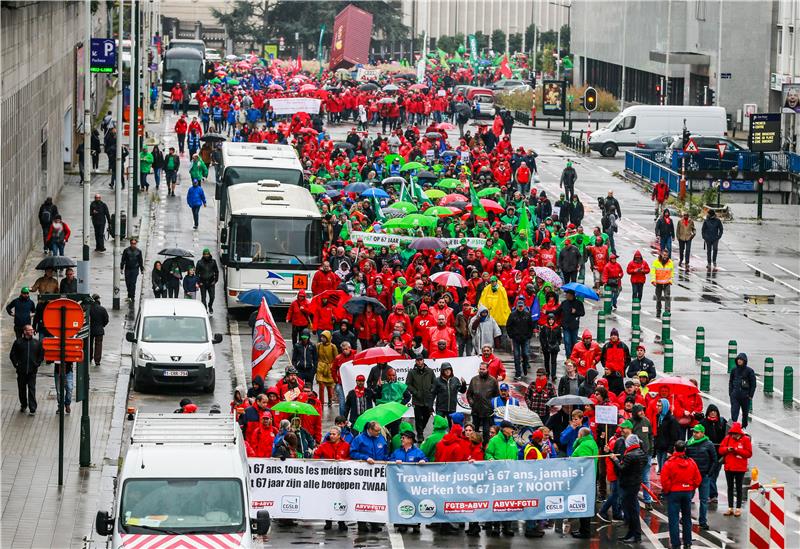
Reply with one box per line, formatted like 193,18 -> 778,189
663,340 -> 674,373
597,311 -> 606,342
695,327 -> 705,360
631,298 -> 641,328
661,311 -> 671,342
728,340 -> 738,373
631,326 -> 641,352
700,357 -> 711,392
783,367 -> 794,404
748,482 -> 785,549
603,286 -> 612,315
764,358 -> 774,394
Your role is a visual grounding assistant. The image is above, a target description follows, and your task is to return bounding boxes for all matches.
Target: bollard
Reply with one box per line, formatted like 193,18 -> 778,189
727,340 -> 737,373
764,358 -> 774,394
597,311 -> 606,342
695,327 -> 705,360
631,326 -> 641,351
664,340 -> 674,373
700,357 -> 711,391
603,286 -> 612,315
783,367 -> 794,404
661,311 -> 671,342
632,298 -> 641,329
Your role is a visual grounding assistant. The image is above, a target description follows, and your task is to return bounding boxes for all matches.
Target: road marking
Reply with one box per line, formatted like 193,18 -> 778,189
597,165 -> 612,174
700,391 -> 800,440
229,318 -> 247,389
773,263 -> 800,279
389,531 -> 405,549
746,262 -> 800,294
638,502 -> 666,547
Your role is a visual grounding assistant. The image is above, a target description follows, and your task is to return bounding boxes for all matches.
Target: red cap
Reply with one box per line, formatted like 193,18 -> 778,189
356,374 -> 366,382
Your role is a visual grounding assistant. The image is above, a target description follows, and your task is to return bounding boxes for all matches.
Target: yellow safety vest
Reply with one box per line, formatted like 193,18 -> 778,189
651,259 -> 674,285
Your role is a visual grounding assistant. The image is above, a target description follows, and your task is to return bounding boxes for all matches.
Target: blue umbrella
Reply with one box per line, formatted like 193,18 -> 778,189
325,180 -> 345,189
237,289 -> 281,307
343,182 -> 370,194
324,189 -> 341,198
361,188 -> 389,199
560,282 -> 600,301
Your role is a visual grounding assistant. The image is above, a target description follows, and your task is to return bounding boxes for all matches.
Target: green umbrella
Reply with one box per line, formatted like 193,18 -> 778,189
435,178 -> 460,190
226,78 -> 240,85
384,154 -> 405,166
310,184 -> 326,195
353,402 -> 409,432
399,161 -> 425,172
209,77 -> 221,84
270,401 -> 320,416
432,164 -> 444,173
397,214 -> 437,229
387,201 -> 418,214
423,206 -> 458,217
477,187 -> 502,198
425,189 -> 446,199
383,217 -> 407,229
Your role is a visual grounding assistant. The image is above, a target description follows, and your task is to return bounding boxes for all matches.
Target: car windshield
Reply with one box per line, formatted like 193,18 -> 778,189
230,216 -> 322,266
120,479 -> 245,534
141,316 -> 208,343
606,113 -> 624,130
223,166 -> 304,187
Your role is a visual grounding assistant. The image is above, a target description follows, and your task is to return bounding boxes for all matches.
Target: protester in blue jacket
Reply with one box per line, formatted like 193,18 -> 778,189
186,180 -> 206,230
559,409 -> 589,456
349,420 -> 390,534
389,431 -> 428,463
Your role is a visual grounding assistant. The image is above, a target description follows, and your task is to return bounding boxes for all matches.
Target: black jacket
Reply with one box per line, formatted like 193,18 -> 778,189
331,329 -> 357,350
343,388 -> 375,425
291,342 -> 318,382
615,445 -> 649,490
700,404 -> 728,454
89,200 -> 112,226
686,437 -> 717,476
728,353 -> 756,398
506,308 -> 535,341
701,215 -> 724,243
570,200 -> 585,226
626,356 -> 656,379
6,296 -> 37,328
655,216 -> 675,239
195,256 -> 219,283
557,373 -> 584,396
560,166 -> 577,187
604,196 -> 622,218
578,368 -> 598,397
558,245 -> 582,273
558,299 -> 585,331
654,412 -> 680,453
121,246 -> 144,271
431,374 -> 467,413
88,302 -> 109,336
538,324 -> 563,353
10,336 -> 44,375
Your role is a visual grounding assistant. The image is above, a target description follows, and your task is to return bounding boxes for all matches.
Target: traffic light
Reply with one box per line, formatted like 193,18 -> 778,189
707,88 -> 716,105
696,89 -> 705,106
666,80 -> 673,98
682,127 -> 691,148
204,61 -> 215,80
583,86 -> 597,112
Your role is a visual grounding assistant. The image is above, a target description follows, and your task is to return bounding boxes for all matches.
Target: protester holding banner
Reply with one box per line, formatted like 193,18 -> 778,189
484,420 -> 519,537
611,434 -> 649,544
343,374 -> 374,427
349,420 -> 389,533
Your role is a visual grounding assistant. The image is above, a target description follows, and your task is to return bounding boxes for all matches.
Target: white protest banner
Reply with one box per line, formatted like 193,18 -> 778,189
350,231 -> 486,250
356,68 -> 381,82
248,459 -> 388,521
340,356 -> 482,415
552,205 -> 561,219
594,405 -> 619,424
269,97 -> 322,115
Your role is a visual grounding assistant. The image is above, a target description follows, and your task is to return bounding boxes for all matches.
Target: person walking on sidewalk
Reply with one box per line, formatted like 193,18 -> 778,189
10,324 -> 43,416
651,178 -> 669,219
661,440 -> 702,548
651,248 -> 674,318
38,197 -> 59,254
701,209 -> 724,271
195,248 -> 219,313
676,211 -> 696,269
7,288 -> 37,338
46,214 -> 71,256
54,357 -> 74,415
151,144 -> 165,191
187,180 -> 207,230
139,147 -> 153,192
120,238 -> 144,302
560,160 -> 577,202
189,153 -> 208,184
175,114 -> 188,154
728,353 -> 756,428
89,294 -> 109,366
89,194 -> 111,252
626,250 -> 650,303
655,209 -> 675,257
164,147 -> 180,197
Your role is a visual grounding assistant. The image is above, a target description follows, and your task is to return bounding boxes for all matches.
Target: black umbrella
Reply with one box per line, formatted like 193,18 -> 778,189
425,131 -> 442,139
546,395 -> 594,407
381,176 -> 406,187
454,102 -> 471,114
344,296 -> 386,316
334,142 -> 354,150
394,74 -> 416,81
358,82 -> 379,91
325,180 -> 345,189
162,256 -> 195,273
158,247 -> 194,258
35,256 -> 77,270
416,170 -> 436,180
200,133 -> 226,143
447,200 -> 468,210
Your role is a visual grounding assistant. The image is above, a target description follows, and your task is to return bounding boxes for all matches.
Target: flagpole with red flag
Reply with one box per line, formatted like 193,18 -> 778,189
251,297 -> 288,381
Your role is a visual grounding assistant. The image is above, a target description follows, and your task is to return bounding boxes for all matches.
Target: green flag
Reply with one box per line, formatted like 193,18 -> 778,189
437,49 -> 450,70
563,56 -> 573,69
371,193 -> 386,222
400,180 -> 413,203
469,181 -> 487,218
411,177 -> 432,205
518,204 -> 532,248
453,50 -> 463,63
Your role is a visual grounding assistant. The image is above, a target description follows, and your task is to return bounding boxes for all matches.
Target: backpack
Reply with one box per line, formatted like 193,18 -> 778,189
39,208 -> 51,226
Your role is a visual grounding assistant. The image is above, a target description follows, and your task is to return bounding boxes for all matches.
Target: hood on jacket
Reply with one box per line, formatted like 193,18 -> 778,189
632,403 -> 644,415
440,424 -> 463,446
234,384 -> 246,399
320,330 -> 332,343
705,403 -> 721,418
397,421 -> 414,433
633,250 -> 643,260
728,422 -> 744,435
584,368 -> 599,385
735,352 -> 748,366
658,398 -> 670,420
252,376 -> 265,393
581,329 -> 593,340
476,304 -> 490,320
432,414 -> 449,432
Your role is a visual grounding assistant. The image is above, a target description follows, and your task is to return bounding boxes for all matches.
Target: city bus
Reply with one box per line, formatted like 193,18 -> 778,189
219,181 -> 322,308
162,47 -> 204,104
167,38 -> 206,57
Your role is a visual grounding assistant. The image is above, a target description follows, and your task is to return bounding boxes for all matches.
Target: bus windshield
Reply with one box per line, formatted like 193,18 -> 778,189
230,216 -> 321,267
223,166 -> 304,187
164,58 -> 203,88
120,478 -> 245,534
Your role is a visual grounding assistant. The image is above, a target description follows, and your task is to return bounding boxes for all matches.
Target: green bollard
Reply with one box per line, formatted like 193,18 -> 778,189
664,340 -> 674,373
700,357 -> 711,391
632,298 -> 641,329
631,326 -> 641,351
603,286 -> 612,315
727,340 -> 737,373
597,311 -> 606,342
764,358 -> 774,394
661,311 -> 671,342
783,367 -> 794,404
695,327 -> 705,360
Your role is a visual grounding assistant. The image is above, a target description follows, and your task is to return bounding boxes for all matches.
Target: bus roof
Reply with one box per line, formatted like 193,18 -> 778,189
164,47 -> 204,60
221,143 -> 303,170
227,182 -> 320,219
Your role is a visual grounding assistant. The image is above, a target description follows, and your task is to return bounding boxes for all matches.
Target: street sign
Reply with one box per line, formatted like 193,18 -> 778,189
717,143 -> 727,158
722,180 -> 731,189
43,338 -> 85,362
721,72 -> 732,79
748,113 -> 781,152
43,298 -> 84,338
90,38 -> 117,73
683,137 -> 699,154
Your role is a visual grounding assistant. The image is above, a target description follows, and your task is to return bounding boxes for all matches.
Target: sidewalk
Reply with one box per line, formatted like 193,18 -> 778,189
0,169 -> 152,548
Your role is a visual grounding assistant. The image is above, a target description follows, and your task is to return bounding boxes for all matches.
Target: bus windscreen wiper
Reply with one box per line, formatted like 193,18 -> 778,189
263,251 -> 305,266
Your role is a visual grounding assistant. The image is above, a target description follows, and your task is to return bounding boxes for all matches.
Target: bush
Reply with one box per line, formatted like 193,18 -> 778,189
495,89 -> 534,111
496,85 -> 619,114
567,84 -> 619,113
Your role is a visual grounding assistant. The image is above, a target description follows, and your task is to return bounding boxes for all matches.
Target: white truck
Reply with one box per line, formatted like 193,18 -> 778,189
95,413 -> 270,547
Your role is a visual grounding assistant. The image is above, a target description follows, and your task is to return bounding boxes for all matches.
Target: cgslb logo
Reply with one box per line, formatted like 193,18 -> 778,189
544,495 -> 564,514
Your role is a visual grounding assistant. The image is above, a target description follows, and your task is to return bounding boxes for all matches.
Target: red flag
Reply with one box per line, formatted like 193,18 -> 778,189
251,297 -> 287,380
295,54 -> 303,74
499,55 -> 513,79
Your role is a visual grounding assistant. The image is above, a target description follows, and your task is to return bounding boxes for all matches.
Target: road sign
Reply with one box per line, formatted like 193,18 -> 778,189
90,38 -> 117,73
683,137 -> 699,154
43,298 -> 84,338
721,72 -> 732,79
722,180 -> 731,189
43,338 -> 85,362
717,143 -> 727,158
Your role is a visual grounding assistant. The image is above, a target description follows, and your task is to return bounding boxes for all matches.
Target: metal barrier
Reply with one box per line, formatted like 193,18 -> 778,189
624,151 -> 681,193
561,131 -> 588,154
513,110 -> 531,125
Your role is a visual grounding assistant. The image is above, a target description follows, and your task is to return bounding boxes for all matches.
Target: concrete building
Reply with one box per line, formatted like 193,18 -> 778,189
571,0 -> 775,127
1,1 -> 110,301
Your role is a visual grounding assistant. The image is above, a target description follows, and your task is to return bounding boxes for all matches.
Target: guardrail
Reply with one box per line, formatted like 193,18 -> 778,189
560,130 -> 589,154
625,151 -> 681,193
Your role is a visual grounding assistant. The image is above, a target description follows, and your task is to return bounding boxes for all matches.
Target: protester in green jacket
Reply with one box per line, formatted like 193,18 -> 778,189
485,420 -> 519,461
419,415 -> 449,460
189,153 -> 208,183
391,421 -> 415,452
139,150 -> 154,190
571,427 -> 599,457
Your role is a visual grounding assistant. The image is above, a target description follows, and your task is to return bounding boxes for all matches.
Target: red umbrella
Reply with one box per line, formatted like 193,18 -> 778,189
268,83 -> 284,91
647,376 -> 700,397
430,271 -> 468,287
436,122 -> 456,130
352,346 -> 403,365
409,83 -> 429,91
467,199 -> 505,214
309,290 -> 351,320
297,127 -> 318,136
441,193 -> 468,205
300,83 -> 317,92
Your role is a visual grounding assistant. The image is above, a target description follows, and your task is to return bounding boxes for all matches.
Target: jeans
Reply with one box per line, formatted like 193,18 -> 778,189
125,268 -> 140,299
54,369 -> 74,408
517,182 -> 530,196
667,491 -> 694,548
599,479 -> 622,518
641,461 -> 653,503
657,450 -> 668,471
709,458 -> 722,499
172,100 -> 180,114
335,383 -> 346,417
91,334 -> 104,365
563,185 -> 574,202
177,133 -> 186,153
621,485 -> 642,540
698,475 -> 711,526
631,283 -> 644,302
726,470 -> 744,509
562,271 -> 577,283
660,236 -> 673,257
730,393 -> 750,427
607,231 -> 617,254
200,283 -> 215,310
457,337 -> 473,357
678,238 -> 692,265
50,241 -> 65,256
472,414 -> 494,445
542,351 -> 558,380
512,339 -> 530,377
153,167 -> 161,189
93,222 -> 106,250
413,405 -> 432,440
16,369 -> 38,412
563,328 -> 578,359
705,239 -> 719,265
610,286 -> 621,308
191,206 -> 201,228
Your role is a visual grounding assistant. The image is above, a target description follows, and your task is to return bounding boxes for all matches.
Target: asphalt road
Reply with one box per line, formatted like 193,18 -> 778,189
121,113 -> 800,549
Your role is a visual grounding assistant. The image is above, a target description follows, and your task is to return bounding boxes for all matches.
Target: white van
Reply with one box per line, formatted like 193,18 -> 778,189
589,105 -> 727,157
95,413 -> 270,547
126,299 -> 223,393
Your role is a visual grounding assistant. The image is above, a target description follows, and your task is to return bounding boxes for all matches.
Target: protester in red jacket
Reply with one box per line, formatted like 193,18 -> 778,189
311,261 -> 340,295
660,442 -> 702,494
719,422 -> 752,515
435,424 -> 470,462
313,426 -> 351,459
626,250 -> 651,302
412,304 -> 436,347
599,328 -> 631,394
246,412 -> 276,458
285,290 -> 312,344
354,306 -> 383,349
569,330 -> 602,376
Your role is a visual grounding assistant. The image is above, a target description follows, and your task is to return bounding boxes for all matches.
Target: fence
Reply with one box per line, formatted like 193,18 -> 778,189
624,151 -> 681,193
561,130 -> 589,154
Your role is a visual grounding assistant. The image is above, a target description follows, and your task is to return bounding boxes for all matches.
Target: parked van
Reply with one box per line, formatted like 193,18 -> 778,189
126,299 -> 223,393
95,413 -> 270,547
589,105 -> 726,157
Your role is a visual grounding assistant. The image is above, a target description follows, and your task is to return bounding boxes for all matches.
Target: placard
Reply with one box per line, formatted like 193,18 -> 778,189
542,80 -> 566,117
594,405 -> 619,425
268,97 -> 322,115
350,231 -> 486,250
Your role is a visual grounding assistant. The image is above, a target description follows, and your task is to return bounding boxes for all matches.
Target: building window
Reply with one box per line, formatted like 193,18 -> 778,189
695,0 -> 706,21
41,126 -> 48,173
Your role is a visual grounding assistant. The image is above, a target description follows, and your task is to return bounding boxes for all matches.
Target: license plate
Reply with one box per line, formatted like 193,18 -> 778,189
163,370 -> 189,377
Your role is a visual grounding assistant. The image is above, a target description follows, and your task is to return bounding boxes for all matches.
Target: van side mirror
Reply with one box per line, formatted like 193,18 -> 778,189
212,333 -> 223,344
95,511 -> 113,536
125,332 -> 136,343
254,510 -> 271,535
